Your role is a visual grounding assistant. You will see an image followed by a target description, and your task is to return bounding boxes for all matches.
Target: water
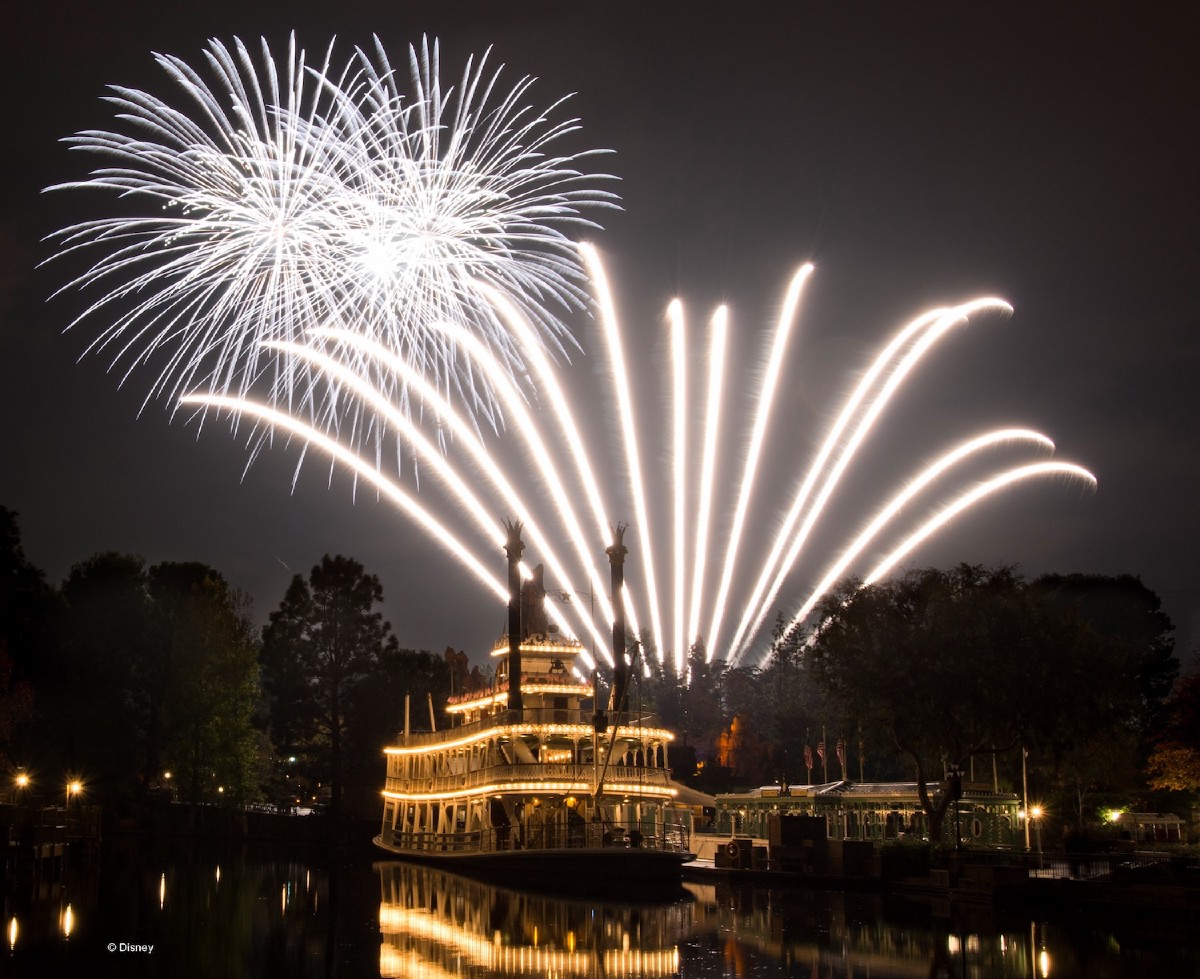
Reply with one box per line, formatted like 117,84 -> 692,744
3,841 -> 1197,977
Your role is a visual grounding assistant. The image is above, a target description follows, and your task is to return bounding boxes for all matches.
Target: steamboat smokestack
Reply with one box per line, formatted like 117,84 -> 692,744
503,519 -> 524,715
607,524 -> 629,716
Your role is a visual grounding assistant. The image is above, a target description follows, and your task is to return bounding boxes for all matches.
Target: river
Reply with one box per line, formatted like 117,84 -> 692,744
3,840 -> 1197,977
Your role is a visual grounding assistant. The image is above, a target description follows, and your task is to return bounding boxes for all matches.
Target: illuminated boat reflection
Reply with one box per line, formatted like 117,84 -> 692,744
376,861 -> 690,978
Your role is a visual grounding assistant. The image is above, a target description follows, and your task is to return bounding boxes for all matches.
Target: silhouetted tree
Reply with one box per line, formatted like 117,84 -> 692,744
802,564 -> 1141,841
345,647 -> 449,797
151,563 -> 261,806
56,552 -> 157,795
1146,671 -> 1200,794
1035,573 -> 1177,736
0,507 -> 50,770
0,506 -> 56,686
260,554 -> 398,816
52,554 -> 262,806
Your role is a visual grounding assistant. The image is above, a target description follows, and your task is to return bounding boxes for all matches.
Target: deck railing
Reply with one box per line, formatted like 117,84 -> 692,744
391,709 -> 672,751
380,819 -> 691,856
384,762 -> 674,798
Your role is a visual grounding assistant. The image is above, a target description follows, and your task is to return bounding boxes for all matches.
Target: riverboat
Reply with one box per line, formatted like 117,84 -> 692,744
374,523 -> 694,887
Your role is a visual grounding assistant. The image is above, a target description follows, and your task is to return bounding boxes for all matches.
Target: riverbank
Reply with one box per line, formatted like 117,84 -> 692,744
685,835 -> 1200,919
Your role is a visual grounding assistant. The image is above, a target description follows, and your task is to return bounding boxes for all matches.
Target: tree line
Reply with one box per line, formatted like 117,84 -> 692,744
3,501 -> 1197,842
0,506 -> 447,821
638,563 -> 1196,842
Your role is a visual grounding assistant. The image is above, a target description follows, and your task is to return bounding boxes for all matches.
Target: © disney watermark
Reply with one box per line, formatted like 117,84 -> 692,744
107,942 -> 155,953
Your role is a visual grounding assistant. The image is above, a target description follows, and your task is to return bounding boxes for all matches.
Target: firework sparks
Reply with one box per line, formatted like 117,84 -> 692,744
181,249 -> 1093,671
46,33 -> 617,437
50,39 -> 1095,675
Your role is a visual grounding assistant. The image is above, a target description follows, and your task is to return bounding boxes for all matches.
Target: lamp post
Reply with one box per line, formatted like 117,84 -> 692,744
1021,746 -> 1030,852
1030,805 -> 1043,870
947,765 -> 964,852
65,779 -> 81,810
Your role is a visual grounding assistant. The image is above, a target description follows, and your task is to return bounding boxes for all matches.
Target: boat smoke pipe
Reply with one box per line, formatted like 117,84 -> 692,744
503,519 -> 525,714
607,524 -> 629,716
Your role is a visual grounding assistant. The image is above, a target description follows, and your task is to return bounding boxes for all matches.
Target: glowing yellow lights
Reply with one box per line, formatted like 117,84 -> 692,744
15,772 -> 29,789
1030,805 -> 1043,819
60,904 -> 74,939
159,872 -> 166,909
386,720 -> 673,756
1040,948 -> 1052,977
8,916 -> 17,950
1107,809 -> 1123,823
379,901 -> 681,977
383,779 -> 677,803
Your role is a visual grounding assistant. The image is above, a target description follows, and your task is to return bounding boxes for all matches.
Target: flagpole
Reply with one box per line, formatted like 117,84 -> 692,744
1022,746 -> 1031,852
804,728 -> 812,786
821,726 -> 828,784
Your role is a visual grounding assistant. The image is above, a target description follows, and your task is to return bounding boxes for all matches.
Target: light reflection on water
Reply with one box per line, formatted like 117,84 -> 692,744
377,861 -> 688,977
375,863 -> 1200,978
3,844 -> 1198,977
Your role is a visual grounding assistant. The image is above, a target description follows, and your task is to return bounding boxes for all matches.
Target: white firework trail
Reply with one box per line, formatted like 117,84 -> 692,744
177,249 -> 1092,673
50,37 -> 1096,677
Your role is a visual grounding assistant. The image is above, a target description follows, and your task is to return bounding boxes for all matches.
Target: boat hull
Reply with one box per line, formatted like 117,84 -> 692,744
373,835 -> 693,896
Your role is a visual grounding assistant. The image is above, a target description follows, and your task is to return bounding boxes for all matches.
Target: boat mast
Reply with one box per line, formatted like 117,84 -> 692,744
503,519 -> 524,715
607,523 -> 629,717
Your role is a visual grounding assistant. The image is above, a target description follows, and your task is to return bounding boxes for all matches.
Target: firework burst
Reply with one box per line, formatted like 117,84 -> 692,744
46,34 -> 617,440
181,246 -> 1095,672
50,38 -> 1095,675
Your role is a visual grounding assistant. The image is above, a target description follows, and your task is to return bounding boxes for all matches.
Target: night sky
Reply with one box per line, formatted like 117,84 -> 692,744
2,2 -> 1197,664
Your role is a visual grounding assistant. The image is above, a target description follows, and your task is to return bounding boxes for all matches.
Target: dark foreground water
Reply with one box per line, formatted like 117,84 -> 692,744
3,839 -> 1198,978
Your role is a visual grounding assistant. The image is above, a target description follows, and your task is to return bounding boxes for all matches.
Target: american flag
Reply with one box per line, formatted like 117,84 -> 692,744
817,739 -> 826,763
836,738 -> 846,770
804,744 -> 813,770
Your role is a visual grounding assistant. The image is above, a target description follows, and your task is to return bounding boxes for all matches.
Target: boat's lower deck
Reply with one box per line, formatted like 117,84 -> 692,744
378,817 -> 690,856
